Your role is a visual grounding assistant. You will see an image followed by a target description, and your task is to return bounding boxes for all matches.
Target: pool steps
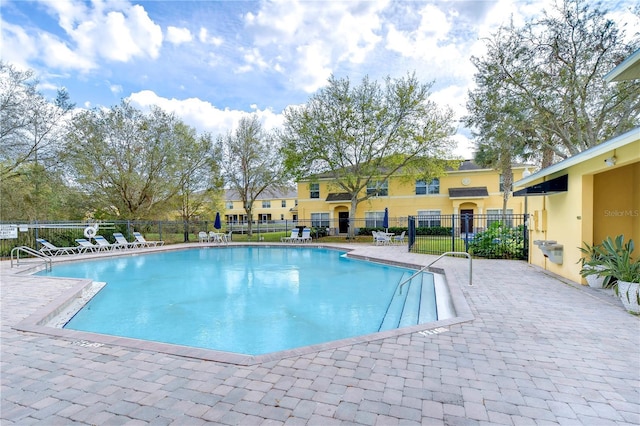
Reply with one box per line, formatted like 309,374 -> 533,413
379,271 -> 438,331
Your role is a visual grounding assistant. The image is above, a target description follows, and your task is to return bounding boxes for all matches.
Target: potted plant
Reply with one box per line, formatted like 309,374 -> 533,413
577,241 -> 610,288
588,235 -> 640,314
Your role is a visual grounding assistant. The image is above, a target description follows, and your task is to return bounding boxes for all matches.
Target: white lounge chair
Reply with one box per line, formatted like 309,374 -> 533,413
198,231 -> 209,243
113,232 -> 141,249
75,238 -> 102,252
221,231 -> 232,243
133,232 -> 164,247
281,229 -> 298,243
35,238 -> 81,256
293,228 -> 312,243
94,235 -> 125,251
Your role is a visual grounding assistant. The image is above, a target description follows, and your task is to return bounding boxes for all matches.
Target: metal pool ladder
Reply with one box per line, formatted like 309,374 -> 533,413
11,246 -> 52,271
398,251 -> 472,294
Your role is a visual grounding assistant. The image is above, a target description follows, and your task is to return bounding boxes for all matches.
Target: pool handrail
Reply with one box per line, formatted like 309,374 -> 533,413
10,246 -> 53,271
398,251 -> 472,294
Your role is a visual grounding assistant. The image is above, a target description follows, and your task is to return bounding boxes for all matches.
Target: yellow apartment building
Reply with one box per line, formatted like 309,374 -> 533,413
223,188 -> 297,224
514,128 -> 639,284
296,160 -> 531,235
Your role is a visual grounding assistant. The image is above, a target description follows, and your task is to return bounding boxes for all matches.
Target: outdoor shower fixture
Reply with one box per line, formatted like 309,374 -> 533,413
533,240 -> 564,264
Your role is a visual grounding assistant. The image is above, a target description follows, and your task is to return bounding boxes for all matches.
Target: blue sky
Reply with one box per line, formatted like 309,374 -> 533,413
2,0 -> 638,158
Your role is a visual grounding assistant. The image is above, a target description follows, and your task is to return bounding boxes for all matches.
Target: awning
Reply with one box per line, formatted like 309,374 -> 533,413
513,174 -> 568,197
326,193 -> 351,202
448,187 -> 488,198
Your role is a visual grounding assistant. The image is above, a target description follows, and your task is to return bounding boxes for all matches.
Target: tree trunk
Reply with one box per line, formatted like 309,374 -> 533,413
349,197 -> 358,239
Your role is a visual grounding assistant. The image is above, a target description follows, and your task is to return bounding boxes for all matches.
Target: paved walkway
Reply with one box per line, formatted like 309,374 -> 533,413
1,243 -> 639,425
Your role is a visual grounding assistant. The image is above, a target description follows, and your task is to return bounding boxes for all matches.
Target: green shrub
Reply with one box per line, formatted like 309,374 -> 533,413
468,222 -> 525,259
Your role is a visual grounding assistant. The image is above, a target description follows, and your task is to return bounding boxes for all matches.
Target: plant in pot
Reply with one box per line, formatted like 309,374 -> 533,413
589,235 -> 640,314
577,241 -> 611,288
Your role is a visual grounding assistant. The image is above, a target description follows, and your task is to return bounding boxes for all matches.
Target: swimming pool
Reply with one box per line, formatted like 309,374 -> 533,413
36,247 -> 438,355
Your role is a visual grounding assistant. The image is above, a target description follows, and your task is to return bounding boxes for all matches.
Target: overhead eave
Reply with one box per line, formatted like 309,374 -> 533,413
514,127 -> 640,189
604,49 -> 640,82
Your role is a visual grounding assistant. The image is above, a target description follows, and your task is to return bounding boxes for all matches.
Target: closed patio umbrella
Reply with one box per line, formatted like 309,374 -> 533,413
383,207 -> 389,232
214,212 -> 222,230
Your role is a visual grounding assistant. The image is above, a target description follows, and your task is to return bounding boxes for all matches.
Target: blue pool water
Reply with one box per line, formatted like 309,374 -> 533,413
37,247 -> 435,355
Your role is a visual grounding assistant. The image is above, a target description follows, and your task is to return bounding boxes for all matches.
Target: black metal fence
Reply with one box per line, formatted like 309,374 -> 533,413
408,214 -> 529,259
1,214 -> 528,259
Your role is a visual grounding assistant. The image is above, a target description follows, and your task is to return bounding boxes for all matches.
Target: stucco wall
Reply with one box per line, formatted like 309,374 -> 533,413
526,138 -> 640,284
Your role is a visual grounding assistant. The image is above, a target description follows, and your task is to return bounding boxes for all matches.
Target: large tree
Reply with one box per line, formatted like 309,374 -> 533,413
217,115 -> 285,238
64,102 -> 203,219
170,123 -> 222,241
280,73 -> 455,237
0,61 -> 75,220
467,0 -> 639,168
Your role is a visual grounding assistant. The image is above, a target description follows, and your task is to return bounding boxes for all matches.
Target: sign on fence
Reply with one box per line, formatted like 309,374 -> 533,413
0,225 -> 18,239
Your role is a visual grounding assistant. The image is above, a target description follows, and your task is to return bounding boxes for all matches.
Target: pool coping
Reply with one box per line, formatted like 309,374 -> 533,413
11,243 -> 474,366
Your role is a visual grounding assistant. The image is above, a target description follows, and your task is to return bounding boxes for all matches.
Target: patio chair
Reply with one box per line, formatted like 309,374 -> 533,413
393,231 -> 406,245
75,238 -> 103,252
208,231 -> 223,243
221,231 -> 232,243
113,232 -> 141,249
133,232 -> 164,247
198,231 -> 209,243
373,231 -> 391,246
94,235 -> 126,251
35,238 -> 81,256
281,229 -> 298,243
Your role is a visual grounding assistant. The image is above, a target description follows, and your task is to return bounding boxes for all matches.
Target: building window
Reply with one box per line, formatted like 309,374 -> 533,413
259,214 -> 272,222
262,200 -> 271,208
367,180 -> 388,197
310,183 -> 319,199
281,200 -> 287,208
226,201 -> 234,209
365,211 -> 385,228
486,209 -> 514,228
499,175 -> 512,192
417,210 -> 441,227
311,212 -> 329,228
416,178 -> 440,195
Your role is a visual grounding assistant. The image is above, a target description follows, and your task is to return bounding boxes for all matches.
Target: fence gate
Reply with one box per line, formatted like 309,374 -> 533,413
407,214 -> 529,260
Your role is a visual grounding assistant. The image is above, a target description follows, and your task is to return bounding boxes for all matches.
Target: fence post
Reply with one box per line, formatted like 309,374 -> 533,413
451,214 -> 455,252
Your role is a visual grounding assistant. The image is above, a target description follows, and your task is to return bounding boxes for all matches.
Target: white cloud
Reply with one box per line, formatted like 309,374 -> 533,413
198,28 -> 223,46
30,0 -> 163,70
39,33 -> 96,71
243,0 -> 388,93
110,84 -> 123,95
127,90 -> 284,136
0,20 -> 40,70
166,26 -> 192,45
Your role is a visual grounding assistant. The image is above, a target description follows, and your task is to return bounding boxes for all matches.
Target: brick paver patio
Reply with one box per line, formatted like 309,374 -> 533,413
1,243 -> 639,425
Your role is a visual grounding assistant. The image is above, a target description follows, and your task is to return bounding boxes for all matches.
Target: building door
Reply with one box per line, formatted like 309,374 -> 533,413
460,209 -> 474,234
338,212 -> 350,234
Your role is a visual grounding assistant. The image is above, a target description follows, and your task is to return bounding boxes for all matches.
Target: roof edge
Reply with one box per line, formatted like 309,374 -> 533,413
514,127 -> 640,188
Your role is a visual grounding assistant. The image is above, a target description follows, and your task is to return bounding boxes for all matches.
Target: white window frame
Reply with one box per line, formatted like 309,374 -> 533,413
415,178 -> 439,195
417,210 -> 441,227
365,211 -> 385,228
486,209 -> 514,228
262,200 -> 271,208
311,212 -> 329,228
